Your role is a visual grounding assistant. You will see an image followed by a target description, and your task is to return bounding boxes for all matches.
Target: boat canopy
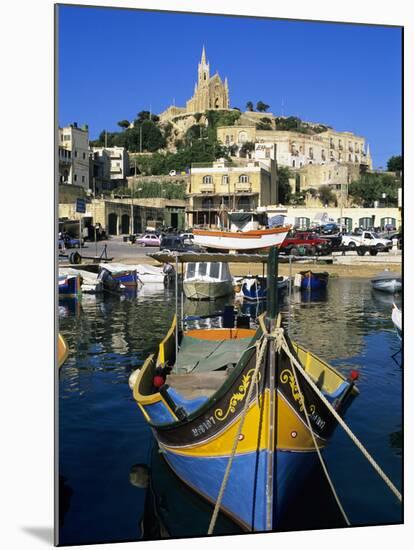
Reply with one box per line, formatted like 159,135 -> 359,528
371,270 -> 401,281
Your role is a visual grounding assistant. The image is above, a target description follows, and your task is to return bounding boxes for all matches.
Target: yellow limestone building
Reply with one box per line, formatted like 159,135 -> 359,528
160,47 -> 229,121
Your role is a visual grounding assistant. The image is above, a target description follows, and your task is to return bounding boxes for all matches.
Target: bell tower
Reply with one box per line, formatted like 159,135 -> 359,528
198,46 -> 210,86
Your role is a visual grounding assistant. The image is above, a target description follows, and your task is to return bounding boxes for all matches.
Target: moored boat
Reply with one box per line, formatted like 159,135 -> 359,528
241,276 -> 289,302
58,333 -> 69,369
183,262 -> 233,301
58,273 -> 81,298
99,263 -> 138,288
193,226 -> 290,252
130,249 -> 359,532
371,270 -> 402,294
299,270 -> 329,291
59,268 -> 103,294
391,304 -> 402,339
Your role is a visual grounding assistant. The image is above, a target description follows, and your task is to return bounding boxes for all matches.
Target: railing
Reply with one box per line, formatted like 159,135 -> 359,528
200,184 -> 216,192
235,183 -> 252,192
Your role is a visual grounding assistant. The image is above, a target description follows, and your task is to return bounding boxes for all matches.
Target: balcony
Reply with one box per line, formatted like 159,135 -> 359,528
200,183 -> 216,193
235,182 -> 252,192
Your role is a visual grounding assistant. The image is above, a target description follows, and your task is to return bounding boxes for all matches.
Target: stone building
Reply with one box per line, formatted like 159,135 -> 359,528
216,127 -> 372,171
58,123 -> 90,190
91,146 -> 129,185
186,148 -> 277,228
159,47 -> 229,122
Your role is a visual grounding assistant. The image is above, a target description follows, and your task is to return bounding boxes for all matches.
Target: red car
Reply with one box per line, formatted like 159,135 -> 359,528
280,230 -> 332,256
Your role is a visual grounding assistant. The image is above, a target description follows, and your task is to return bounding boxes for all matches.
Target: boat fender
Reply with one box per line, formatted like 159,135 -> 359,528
348,370 -> 359,382
294,273 -> 302,288
128,368 -> 141,390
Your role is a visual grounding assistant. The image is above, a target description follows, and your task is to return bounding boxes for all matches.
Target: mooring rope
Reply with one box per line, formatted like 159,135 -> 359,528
286,335 -> 351,526
207,335 -> 268,535
279,334 -> 402,504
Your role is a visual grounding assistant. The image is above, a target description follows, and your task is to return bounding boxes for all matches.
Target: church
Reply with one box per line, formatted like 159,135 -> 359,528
159,47 -> 230,121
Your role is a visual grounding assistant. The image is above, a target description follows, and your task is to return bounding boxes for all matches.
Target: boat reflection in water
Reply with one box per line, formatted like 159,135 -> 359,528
131,444 -> 346,540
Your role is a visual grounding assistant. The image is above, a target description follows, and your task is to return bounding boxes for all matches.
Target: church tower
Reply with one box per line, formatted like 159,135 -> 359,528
198,46 -> 210,87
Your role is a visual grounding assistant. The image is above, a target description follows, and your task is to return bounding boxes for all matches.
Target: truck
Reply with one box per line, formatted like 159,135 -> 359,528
280,231 -> 332,256
341,231 -> 392,254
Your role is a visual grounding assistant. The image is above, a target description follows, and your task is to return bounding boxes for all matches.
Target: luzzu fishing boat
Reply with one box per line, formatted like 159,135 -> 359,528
58,273 -> 81,298
58,333 -> 69,369
193,226 -> 290,251
99,263 -> 138,288
241,276 -> 289,302
131,249 -> 359,532
299,270 -> 329,291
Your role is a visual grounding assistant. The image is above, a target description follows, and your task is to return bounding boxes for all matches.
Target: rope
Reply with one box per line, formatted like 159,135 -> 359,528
286,336 -> 351,525
208,335 -> 268,535
279,335 -> 402,503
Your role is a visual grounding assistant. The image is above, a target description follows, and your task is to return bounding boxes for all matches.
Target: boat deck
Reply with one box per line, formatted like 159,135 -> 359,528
167,371 -> 228,399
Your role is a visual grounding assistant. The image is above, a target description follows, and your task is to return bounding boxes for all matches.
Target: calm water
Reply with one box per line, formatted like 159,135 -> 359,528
58,279 -> 402,546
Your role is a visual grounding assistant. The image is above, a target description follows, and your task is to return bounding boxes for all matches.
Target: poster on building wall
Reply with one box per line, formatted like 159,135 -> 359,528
55,3 -> 403,549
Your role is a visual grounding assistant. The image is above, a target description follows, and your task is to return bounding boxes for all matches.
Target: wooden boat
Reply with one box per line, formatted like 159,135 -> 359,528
58,273 -> 81,298
241,276 -> 289,302
371,270 -> 402,293
183,262 -> 233,301
99,263 -> 138,288
299,270 -> 329,291
131,249 -> 358,532
58,333 -> 69,369
193,226 -> 289,251
59,268 -> 103,294
391,304 -> 402,339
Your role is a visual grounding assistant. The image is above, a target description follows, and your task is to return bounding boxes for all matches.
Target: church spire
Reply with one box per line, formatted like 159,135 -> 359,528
201,45 -> 207,64
198,45 -> 210,86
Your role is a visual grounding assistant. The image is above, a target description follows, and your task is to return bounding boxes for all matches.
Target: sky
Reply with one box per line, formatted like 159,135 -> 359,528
58,5 -> 402,168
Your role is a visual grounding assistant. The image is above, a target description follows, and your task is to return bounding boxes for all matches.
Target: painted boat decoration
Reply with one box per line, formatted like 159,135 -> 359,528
299,270 -> 329,291
371,270 -> 402,294
58,333 -> 69,369
193,226 -> 290,251
391,304 -> 402,339
58,274 -> 81,298
241,276 -> 289,302
131,310 -> 358,531
99,263 -> 138,289
183,262 -> 233,301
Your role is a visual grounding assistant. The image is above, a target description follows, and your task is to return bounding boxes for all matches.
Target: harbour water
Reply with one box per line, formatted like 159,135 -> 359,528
58,278 -> 402,546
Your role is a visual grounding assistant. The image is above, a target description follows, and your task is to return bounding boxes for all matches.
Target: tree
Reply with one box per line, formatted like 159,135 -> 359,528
117,119 -> 130,129
277,167 -> 292,204
135,110 -> 159,125
387,155 -> 402,173
239,141 -> 255,157
256,101 -> 270,112
246,101 -> 254,111
318,185 -> 336,206
348,173 -> 399,207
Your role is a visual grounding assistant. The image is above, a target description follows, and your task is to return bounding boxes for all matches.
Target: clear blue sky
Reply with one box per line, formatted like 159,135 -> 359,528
58,5 -> 402,168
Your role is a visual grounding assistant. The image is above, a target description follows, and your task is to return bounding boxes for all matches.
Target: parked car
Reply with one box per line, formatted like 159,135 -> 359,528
320,223 -> 340,235
180,232 -> 194,243
136,233 -> 161,247
341,230 -> 392,252
280,230 -> 332,256
160,235 -> 205,253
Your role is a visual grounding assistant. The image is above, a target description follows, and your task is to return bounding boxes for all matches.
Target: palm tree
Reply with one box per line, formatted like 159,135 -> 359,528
246,101 -> 254,112
256,101 -> 270,112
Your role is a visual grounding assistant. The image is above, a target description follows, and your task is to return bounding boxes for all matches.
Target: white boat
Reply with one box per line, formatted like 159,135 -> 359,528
59,268 -> 103,294
183,262 -> 233,300
193,226 -> 290,251
129,263 -> 174,284
391,304 -> 402,339
371,270 -> 402,293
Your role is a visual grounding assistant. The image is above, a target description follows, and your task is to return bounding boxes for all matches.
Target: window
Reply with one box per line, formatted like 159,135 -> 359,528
349,154 -> 352,162
225,135 -> 230,145
238,131 -> 248,144
187,263 -> 196,278
198,263 -> 208,276
82,176 -> 85,183
209,263 -> 220,279
74,174 -> 77,182
292,160 -> 296,167
74,150 -> 78,158
309,147 -> 314,159
83,152 -> 86,159
222,175 -> 229,185
239,175 -> 249,183
203,175 -> 213,184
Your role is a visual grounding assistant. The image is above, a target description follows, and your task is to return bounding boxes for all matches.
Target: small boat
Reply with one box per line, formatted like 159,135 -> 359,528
59,268 -> 103,294
241,276 -> 289,301
99,263 -> 138,288
193,226 -> 290,251
371,270 -> 402,293
183,262 -> 233,301
131,263 -> 172,284
131,249 -> 359,532
58,333 -> 69,369
391,304 -> 402,339
58,273 -> 81,298
299,270 -> 329,291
